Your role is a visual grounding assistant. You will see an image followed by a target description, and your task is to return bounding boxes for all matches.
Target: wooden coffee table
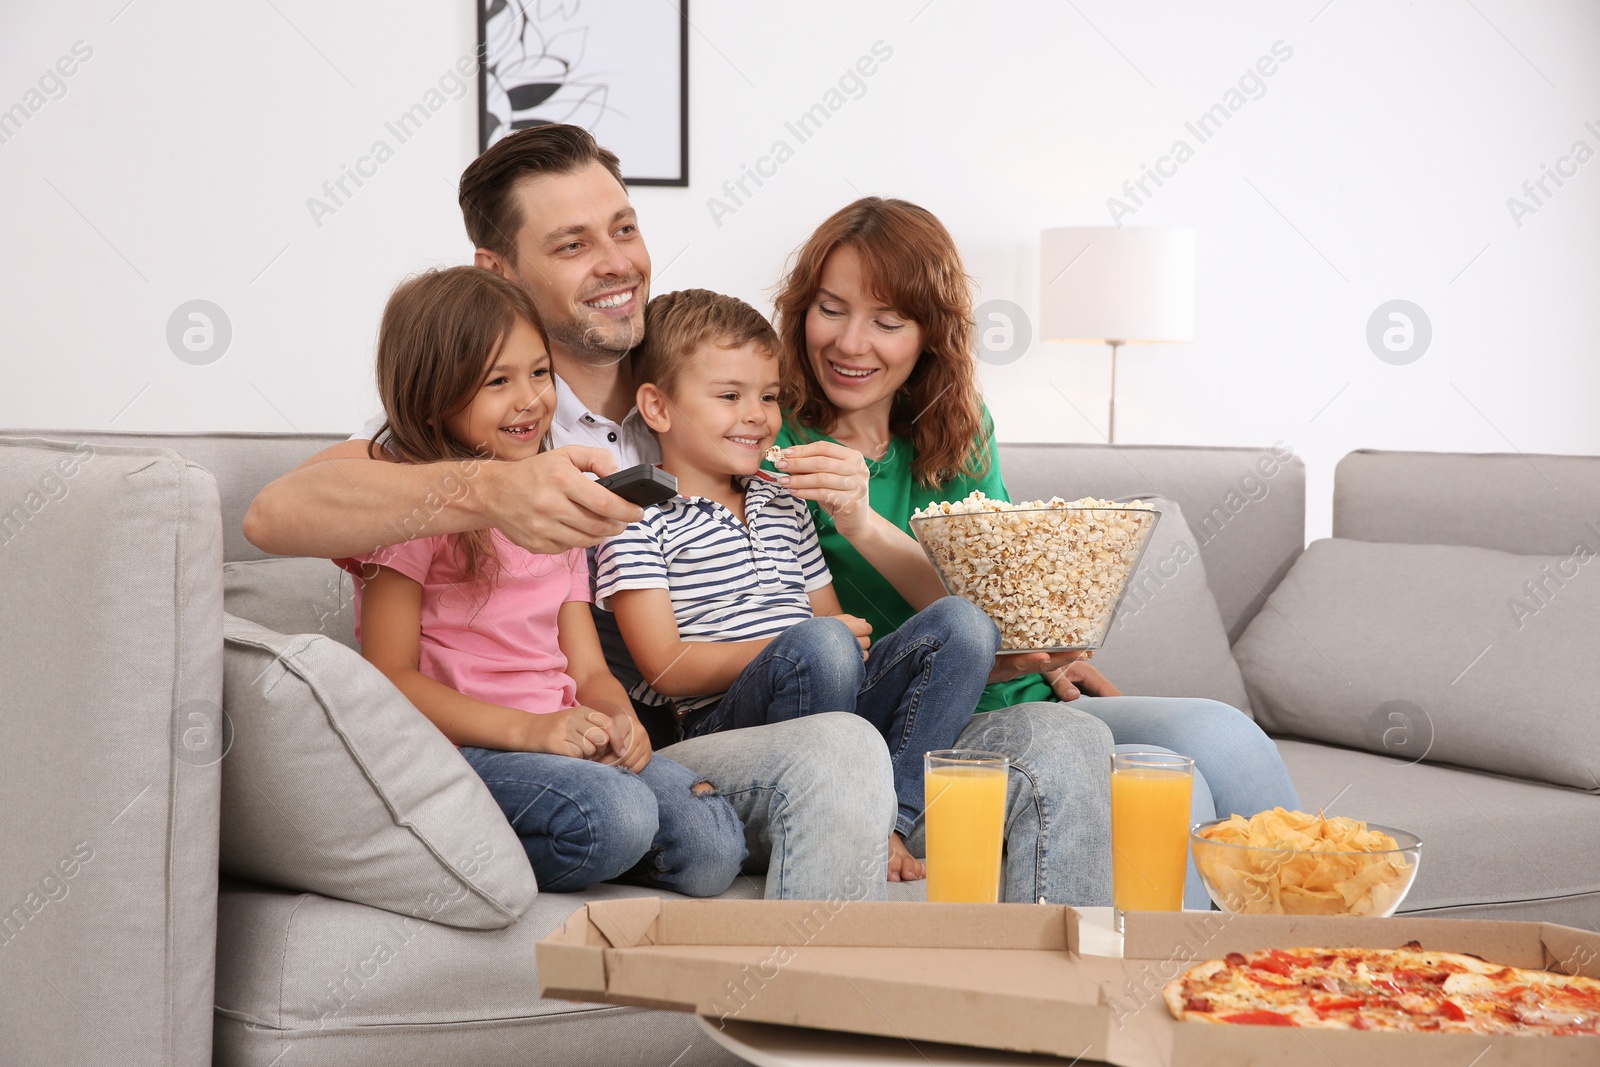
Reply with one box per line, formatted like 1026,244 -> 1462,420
695,906 -> 1123,1066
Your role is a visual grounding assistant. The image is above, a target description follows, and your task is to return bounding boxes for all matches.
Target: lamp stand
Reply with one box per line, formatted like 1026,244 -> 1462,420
1107,340 -> 1124,444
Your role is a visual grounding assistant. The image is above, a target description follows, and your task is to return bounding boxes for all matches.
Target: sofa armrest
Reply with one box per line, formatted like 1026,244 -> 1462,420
0,437 -> 222,1067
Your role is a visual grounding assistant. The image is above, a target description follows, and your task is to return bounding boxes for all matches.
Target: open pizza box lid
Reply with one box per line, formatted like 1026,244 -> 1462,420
538,899 -> 1600,1066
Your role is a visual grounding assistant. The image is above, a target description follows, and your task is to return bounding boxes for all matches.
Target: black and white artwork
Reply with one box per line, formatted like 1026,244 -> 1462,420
478,0 -> 688,186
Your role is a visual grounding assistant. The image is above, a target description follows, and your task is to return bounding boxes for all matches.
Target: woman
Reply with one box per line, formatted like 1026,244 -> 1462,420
767,197 -> 1300,906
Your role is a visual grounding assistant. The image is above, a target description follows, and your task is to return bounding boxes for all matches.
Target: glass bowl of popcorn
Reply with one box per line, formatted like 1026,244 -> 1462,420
909,492 -> 1160,652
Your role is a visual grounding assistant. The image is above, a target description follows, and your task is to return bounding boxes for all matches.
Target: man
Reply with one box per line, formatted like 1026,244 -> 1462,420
245,125 -> 897,902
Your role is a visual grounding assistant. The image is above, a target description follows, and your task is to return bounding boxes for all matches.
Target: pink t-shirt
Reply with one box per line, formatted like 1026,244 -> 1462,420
342,532 -> 591,716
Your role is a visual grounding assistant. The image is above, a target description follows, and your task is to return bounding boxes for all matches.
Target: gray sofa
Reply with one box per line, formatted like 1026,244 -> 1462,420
3,429 -> 1596,1067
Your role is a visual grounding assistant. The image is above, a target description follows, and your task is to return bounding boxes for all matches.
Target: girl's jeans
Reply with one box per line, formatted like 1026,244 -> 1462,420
458,747 -> 746,896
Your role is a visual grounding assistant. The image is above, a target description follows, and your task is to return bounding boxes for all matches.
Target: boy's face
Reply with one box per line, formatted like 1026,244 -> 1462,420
649,342 -> 781,478
445,318 -> 556,460
496,162 -> 650,366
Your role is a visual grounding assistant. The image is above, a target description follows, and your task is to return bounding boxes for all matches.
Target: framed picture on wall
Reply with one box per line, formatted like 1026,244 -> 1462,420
478,0 -> 689,186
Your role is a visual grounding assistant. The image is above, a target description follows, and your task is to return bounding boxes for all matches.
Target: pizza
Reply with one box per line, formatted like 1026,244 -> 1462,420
1164,942 -> 1600,1035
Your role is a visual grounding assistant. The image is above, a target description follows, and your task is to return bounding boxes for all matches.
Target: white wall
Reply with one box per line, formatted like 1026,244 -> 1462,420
4,0 -> 1597,540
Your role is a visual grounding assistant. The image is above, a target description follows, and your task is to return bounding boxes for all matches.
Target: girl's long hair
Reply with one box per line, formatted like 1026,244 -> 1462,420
370,266 -> 548,589
773,197 -> 987,489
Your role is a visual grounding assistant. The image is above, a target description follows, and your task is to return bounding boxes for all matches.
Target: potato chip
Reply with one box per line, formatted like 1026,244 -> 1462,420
1192,808 -> 1416,916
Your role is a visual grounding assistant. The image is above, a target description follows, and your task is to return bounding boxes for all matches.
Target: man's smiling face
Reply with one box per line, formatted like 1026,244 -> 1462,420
503,161 -> 651,366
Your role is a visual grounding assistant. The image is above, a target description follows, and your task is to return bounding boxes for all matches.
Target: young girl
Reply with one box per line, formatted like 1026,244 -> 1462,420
341,266 -> 745,896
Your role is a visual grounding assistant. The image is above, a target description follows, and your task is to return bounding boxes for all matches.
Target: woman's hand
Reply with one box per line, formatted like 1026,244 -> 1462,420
986,649 -> 1088,686
772,442 -> 874,538
1044,661 -> 1123,701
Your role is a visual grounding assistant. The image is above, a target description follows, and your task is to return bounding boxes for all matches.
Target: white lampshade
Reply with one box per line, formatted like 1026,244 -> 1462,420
1040,227 -> 1195,343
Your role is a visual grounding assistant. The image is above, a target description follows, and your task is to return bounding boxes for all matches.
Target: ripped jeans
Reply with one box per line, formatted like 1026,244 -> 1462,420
458,747 -> 747,896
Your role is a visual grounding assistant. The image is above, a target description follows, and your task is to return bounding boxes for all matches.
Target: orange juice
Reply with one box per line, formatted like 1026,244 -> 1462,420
924,764 -> 1007,903
1111,766 -> 1193,912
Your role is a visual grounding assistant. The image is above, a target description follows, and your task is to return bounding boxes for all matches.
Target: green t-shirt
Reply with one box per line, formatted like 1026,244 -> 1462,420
773,416 -> 1054,713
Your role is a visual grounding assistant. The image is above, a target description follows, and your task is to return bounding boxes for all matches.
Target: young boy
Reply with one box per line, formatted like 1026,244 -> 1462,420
594,289 -> 1000,881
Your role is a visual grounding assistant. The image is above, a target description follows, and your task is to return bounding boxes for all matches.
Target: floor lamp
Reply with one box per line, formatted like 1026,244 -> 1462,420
1039,227 -> 1195,444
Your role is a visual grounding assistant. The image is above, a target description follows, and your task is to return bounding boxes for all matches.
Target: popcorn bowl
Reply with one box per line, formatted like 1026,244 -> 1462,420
909,498 -> 1160,652
1191,819 -> 1422,917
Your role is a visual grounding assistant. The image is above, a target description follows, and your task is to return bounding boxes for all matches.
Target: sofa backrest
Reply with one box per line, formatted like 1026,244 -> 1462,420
3,429 -> 346,563
999,442 -> 1305,644
1334,449 -> 1600,555
2,430 -> 1305,646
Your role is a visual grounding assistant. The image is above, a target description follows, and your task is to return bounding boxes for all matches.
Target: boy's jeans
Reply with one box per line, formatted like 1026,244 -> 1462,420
458,748 -> 746,897
682,597 -> 1001,838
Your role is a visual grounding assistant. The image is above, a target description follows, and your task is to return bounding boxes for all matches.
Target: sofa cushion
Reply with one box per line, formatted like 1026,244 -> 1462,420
213,880 -> 758,1067
1089,497 -> 1251,713
220,614 -> 537,928
224,556 -> 356,649
1236,538 -> 1600,790
1277,739 -> 1600,923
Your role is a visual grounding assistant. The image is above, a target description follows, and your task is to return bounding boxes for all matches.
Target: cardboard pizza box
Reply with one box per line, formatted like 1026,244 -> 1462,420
537,899 -> 1600,1066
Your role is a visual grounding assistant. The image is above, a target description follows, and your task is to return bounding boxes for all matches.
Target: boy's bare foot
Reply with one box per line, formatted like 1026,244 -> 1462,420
886,832 -> 926,882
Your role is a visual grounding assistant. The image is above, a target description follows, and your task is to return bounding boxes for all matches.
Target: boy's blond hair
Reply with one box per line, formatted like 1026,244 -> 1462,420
633,289 -> 778,397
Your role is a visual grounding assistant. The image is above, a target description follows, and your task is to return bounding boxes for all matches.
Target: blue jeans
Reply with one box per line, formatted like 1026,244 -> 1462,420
660,713 -> 897,900
684,598 -> 1001,837
458,748 -> 746,897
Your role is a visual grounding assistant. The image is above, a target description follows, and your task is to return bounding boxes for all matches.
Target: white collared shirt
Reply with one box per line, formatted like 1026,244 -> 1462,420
549,375 -> 661,467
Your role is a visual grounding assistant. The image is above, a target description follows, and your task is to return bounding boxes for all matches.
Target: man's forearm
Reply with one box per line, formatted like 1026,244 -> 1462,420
244,454 -> 493,558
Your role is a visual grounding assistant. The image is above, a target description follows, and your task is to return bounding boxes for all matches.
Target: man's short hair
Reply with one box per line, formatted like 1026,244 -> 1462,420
458,124 -> 625,262
634,289 -> 779,398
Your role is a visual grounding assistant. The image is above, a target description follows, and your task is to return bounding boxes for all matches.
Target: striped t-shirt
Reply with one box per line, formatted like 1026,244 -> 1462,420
594,476 -> 832,711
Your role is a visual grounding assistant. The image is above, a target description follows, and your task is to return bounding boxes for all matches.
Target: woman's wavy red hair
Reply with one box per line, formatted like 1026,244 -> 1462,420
773,197 -> 987,489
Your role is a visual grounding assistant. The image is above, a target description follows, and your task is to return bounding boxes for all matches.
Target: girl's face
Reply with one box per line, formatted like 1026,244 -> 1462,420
445,317 -> 556,459
804,245 -> 925,421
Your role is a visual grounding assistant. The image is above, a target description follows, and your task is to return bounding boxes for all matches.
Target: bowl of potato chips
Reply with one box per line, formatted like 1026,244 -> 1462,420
1190,808 -> 1421,917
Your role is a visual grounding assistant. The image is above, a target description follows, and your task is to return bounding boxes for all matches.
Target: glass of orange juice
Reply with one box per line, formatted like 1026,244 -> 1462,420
1111,751 -> 1194,930
923,749 -> 1009,903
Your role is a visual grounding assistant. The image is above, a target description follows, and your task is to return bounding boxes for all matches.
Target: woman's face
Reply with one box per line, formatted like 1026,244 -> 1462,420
804,245 -> 925,419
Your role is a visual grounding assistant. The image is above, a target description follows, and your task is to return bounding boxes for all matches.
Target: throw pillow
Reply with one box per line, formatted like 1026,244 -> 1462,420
220,613 -> 537,928
1233,538 -> 1600,791
1091,497 -> 1253,713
